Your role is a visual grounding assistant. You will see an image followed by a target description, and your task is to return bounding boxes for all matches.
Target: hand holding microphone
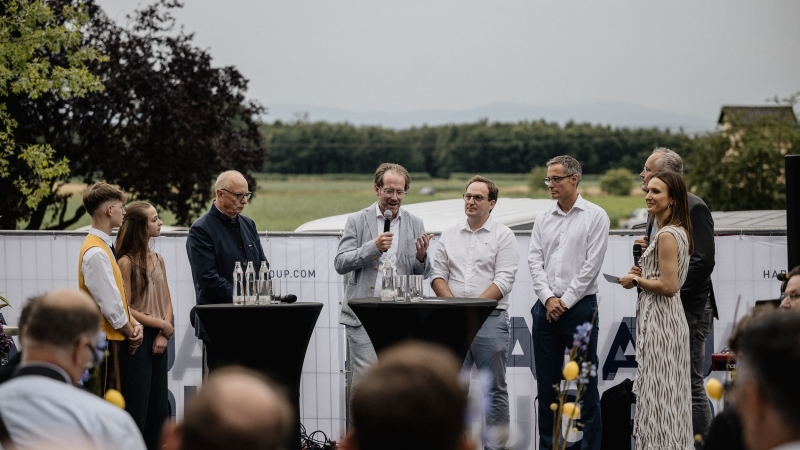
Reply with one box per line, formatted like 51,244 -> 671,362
633,243 -> 642,268
375,209 -> 394,252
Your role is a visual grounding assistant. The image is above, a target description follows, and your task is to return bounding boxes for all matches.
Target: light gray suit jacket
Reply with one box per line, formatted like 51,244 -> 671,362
335,203 -> 432,326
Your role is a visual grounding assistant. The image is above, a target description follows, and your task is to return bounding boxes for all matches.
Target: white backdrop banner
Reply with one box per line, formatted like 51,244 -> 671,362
0,232 -> 787,449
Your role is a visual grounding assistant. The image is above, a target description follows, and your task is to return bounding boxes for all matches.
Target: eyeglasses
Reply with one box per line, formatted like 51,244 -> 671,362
780,292 -> 800,302
221,189 -> 252,201
543,174 -> 574,185
463,194 -> 490,203
380,188 -> 406,198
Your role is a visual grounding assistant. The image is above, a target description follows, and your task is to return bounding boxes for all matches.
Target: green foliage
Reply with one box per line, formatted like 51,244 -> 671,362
685,116 -> 799,211
528,166 -> 548,193
0,0 -> 105,211
261,120 -> 694,178
599,168 -> 635,196
2,0 -> 265,229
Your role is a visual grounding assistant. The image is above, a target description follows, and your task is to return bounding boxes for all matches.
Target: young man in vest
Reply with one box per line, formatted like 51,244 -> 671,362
78,183 -> 143,392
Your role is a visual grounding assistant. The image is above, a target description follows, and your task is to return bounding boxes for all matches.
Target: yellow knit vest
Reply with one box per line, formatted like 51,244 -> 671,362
78,234 -> 131,341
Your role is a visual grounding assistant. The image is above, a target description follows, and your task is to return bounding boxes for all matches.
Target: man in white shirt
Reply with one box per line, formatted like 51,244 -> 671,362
78,183 -> 143,393
0,289 -> 145,450
730,310 -> 800,450
432,175 -> 519,450
528,156 -> 609,450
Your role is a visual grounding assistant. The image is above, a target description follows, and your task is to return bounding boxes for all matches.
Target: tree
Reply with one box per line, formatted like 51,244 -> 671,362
686,96 -> 799,211
599,168 -> 635,196
1,0 -> 266,229
0,0 -> 105,213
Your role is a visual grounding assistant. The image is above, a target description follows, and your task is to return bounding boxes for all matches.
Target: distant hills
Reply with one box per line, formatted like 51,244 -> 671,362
264,100 -> 715,134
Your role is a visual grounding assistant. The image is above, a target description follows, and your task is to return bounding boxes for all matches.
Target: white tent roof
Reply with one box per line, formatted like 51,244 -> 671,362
294,197 -> 556,233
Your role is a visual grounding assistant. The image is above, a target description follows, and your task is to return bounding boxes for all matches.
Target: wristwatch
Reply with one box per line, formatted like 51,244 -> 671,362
632,277 -> 640,288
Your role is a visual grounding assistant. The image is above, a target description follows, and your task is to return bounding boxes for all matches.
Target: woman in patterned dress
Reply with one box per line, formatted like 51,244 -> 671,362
619,171 -> 695,450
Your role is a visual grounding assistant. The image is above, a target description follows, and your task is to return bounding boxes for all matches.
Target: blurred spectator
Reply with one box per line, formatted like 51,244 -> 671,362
160,367 -> 293,450
342,341 -> 472,450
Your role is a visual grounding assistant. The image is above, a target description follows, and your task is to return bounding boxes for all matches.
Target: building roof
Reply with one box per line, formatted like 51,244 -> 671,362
718,106 -> 798,126
710,210 -> 786,229
294,197 -> 556,233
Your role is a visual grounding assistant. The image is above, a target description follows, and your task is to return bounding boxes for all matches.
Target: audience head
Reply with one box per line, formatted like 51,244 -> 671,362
730,309 -> 800,450
373,163 -> 411,216
345,341 -> 471,450
161,366 -> 293,450
780,265 -> 800,310
647,171 -> 694,254
82,183 -> 127,227
214,171 -> 251,219
641,147 -> 683,192
22,289 -> 102,385
15,293 -> 42,347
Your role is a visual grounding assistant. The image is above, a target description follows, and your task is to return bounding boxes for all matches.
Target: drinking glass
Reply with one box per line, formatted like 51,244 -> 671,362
394,275 -> 408,302
409,275 -> 424,302
257,279 -> 271,305
271,279 -> 282,304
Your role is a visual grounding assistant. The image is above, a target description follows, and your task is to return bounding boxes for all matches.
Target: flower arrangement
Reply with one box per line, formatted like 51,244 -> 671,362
549,314 -> 598,450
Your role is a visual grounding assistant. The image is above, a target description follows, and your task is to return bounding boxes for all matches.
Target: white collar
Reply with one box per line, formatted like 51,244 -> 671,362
374,203 -> 402,220
88,228 -> 113,247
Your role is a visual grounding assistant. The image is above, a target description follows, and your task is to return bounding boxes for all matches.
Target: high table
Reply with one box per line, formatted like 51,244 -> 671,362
347,297 -> 497,360
194,303 -> 322,450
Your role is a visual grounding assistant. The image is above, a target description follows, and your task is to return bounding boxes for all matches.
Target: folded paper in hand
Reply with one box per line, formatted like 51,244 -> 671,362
603,273 -> 621,284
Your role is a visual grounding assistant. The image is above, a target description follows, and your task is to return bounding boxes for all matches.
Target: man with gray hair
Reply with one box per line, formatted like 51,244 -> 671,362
529,155 -> 609,449
637,147 -> 717,443
187,170 -> 268,369
0,289 -> 145,450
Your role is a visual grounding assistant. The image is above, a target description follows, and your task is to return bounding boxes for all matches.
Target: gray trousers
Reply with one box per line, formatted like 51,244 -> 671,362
686,296 -> 715,441
345,324 -> 377,400
464,310 -> 511,450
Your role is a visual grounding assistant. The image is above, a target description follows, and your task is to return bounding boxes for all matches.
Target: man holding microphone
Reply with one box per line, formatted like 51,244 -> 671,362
334,163 -> 433,396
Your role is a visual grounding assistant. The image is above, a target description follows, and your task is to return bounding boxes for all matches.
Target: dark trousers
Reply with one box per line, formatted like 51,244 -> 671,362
124,327 -> 169,450
533,294 -> 601,450
686,294 -> 714,442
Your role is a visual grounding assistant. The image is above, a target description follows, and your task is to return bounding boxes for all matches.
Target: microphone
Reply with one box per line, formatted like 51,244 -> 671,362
281,294 -> 298,304
383,209 -> 392,233
633,244 -> 642,268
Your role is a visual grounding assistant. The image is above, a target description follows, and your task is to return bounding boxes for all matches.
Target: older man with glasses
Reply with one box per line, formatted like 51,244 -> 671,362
187,170 -> 268,370
334,163 -> 433,413
431,175 -> 519,450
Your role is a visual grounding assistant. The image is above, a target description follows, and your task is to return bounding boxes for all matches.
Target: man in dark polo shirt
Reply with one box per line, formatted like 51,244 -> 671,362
187,170 -> 268,369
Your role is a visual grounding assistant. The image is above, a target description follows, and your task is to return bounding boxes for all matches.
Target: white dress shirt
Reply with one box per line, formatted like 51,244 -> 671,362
82,228 -> 130,330
373,204 -> 402,297
0,365 -> 146,450
528,195 -> 610,309
431,218 -> 519,310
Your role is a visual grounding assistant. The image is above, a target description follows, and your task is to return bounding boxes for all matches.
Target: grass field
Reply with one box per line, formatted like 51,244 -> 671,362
27,173 -> 646,231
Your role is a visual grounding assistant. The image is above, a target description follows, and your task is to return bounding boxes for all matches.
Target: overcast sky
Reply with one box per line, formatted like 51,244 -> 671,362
96,0 -> 800,127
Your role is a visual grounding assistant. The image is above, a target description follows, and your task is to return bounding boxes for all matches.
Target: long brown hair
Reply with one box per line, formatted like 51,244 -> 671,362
651,171 -> 694,255
115,201 -> 155,299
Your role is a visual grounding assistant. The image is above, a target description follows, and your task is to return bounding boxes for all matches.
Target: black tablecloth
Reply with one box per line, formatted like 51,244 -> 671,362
347,297 -> 497,360
194,303 -> 322,450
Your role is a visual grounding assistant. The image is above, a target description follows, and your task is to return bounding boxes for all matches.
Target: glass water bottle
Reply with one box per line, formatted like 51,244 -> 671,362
232,261 -> 244,305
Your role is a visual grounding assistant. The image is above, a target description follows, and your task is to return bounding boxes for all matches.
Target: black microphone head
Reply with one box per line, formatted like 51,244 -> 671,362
633,244 -> 642,254
281,294 -> 297,304
383,209 -> 393,221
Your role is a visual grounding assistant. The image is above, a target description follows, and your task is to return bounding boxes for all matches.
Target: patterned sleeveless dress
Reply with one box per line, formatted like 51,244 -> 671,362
632,226 -> 693,450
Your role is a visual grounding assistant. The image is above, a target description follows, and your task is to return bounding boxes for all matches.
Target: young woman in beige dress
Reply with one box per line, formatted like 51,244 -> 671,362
619,171 -> 694,450
116,201 -> 174,450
